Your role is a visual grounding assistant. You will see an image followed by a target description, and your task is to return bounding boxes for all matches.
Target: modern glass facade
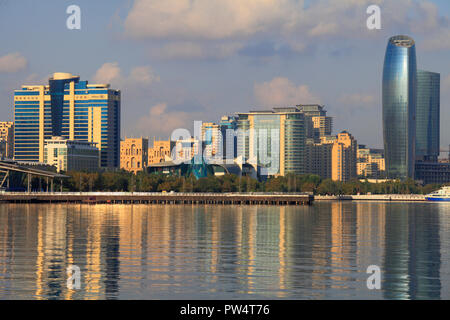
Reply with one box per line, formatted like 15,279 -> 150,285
14,72 -> 121,168
382,35 -> 417,179
219,116 -> 237,161
416,70 -> 440,162
236,109 -> 305,176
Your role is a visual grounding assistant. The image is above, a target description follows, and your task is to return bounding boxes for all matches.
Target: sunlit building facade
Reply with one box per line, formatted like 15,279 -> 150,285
331,131 -> 357,182
296,104 -> 332,142
382,35 -> 417,180
148,139 -> 174,164
14,72 -> 121,168
120,137 -> 148,174
357,145 -> 385,178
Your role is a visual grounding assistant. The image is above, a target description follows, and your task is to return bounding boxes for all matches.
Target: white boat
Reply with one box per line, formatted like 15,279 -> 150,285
425,186 -> 450,202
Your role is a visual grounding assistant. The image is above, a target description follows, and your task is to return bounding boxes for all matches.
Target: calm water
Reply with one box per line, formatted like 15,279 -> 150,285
0,202 -> 449,300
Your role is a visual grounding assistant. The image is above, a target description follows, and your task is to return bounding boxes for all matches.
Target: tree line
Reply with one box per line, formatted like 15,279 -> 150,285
55,171 -> 443,195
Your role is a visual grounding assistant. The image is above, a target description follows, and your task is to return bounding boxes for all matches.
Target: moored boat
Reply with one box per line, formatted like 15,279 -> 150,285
425,186 -> 450,201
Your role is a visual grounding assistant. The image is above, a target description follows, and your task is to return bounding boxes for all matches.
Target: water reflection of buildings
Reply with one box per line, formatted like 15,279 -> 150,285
330,202 -> 357,290
0,204 -> 121,299
0,202 -> 447,299
383,203 -> 441,299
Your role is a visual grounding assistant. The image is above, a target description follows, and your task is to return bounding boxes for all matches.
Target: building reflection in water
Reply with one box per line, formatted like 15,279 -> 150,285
383,203 -> 441,299
0,202 -> 447,299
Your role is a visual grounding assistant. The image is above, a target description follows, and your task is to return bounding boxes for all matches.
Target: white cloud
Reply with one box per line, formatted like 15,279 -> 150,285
136,102 -> 202,137
149,103 -> 167,116
92,62 -> 159,87
128,66 -> 160,85
152,41 -> 244,60
254,77 -> 320,107
0,52 -> 27,73
92,62 -> 121,84
23,73 -> 50,85
124,0 -> 298,40
122,0 -> 450,59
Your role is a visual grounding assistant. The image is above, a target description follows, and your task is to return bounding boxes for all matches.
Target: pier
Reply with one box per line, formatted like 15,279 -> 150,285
0,192 -> 314,205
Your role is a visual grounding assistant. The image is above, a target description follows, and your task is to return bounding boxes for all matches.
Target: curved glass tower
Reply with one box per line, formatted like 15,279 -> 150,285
382,35 -> 417,179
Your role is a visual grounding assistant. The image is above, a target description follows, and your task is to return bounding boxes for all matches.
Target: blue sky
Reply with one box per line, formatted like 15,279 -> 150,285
0,0 -> 449,153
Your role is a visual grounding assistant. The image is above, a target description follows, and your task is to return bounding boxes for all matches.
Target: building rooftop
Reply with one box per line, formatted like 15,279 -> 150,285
389,35 -> 415,48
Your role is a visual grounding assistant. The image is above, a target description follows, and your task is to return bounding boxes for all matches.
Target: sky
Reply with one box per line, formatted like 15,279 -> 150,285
0,0 -> 449,153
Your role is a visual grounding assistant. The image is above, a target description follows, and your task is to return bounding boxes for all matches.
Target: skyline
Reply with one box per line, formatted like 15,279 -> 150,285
0,0 -> 449,153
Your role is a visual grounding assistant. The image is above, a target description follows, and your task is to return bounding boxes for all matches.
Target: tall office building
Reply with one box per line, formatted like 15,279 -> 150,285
0,121 -> 14,159
382,35 -> 417,179
416,70 -> 440,162
236,108 -> 305,176
14,72 -> 121,168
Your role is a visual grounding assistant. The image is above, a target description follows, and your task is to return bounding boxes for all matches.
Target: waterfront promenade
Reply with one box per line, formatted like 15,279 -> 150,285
0,191 -> 314,205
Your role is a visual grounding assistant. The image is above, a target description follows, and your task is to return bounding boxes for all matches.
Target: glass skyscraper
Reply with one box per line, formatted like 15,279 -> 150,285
236,108 -> 305,176
14,72 -> 121,168
382,35 -> 417,179
416,70 -> 440,162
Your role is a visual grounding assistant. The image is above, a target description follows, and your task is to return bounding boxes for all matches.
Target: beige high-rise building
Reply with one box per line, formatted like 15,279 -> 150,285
306,132 -> 357,182
120,137 -> 148,173
148,139 -> 174,164
311,116 -> 332,140
357,145 -> 385,178
0,122 -> 14,159
331,131 -> 357,182
296,105 -> 333,142
305,139 -> 333,179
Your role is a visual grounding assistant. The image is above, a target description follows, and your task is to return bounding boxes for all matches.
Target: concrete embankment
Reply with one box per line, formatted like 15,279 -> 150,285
315,194 -> 426,201
0,192 -> 314,205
